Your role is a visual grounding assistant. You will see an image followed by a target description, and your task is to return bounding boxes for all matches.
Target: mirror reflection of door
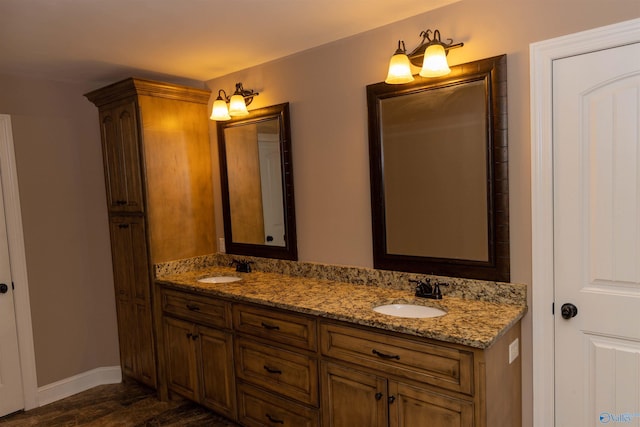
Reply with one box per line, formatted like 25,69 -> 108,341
224,124 -> 264,245
217,102 -> 297,260
258,134 -> 285,246
224,118 -> 286,247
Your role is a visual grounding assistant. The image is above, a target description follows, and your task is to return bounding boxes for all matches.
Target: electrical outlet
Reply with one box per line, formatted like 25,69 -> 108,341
509,338 -> 519,364
218,237 -> 226,253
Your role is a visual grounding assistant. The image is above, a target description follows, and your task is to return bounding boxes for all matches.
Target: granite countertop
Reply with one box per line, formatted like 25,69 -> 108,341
157,266 -> 527,349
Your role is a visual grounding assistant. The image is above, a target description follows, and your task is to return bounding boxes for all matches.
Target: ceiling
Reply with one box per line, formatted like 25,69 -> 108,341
0,0 -> 457,87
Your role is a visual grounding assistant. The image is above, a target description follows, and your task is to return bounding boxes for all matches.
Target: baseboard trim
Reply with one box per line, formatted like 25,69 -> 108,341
37,366 -> 122,407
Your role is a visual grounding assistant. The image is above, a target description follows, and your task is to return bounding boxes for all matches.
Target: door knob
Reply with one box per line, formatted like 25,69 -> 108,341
0,283 -> 8,293
560,303 -> 578,319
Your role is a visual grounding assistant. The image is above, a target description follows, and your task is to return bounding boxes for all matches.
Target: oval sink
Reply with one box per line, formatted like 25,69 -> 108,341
373,304 -> 446,318
197,276 -> 242,284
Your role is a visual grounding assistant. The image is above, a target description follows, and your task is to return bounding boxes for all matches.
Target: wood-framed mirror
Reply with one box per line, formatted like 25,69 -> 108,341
367,54 -> 509,282
217,102 -> 298,260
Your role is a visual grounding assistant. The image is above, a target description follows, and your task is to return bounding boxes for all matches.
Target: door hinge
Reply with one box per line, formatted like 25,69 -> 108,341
552,302 -> 555,315
12,282 -> 15,290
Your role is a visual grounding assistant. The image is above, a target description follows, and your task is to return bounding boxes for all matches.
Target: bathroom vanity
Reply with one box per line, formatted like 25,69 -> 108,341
156,264 -> 525,427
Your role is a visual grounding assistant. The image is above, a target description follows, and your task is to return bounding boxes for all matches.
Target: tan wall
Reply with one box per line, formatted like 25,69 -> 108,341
0,73 -> 120,386
0,0 -> 636,411
206,3 -> 639,426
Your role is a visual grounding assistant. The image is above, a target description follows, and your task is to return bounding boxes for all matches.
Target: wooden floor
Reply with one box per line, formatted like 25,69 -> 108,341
0,381 -> 240,426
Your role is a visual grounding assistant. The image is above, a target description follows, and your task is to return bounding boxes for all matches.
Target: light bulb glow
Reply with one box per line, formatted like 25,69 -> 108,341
385,53 -> 415,84
228,94 -> 249,116
210,98 -> 231,121
419,43 -> 451,78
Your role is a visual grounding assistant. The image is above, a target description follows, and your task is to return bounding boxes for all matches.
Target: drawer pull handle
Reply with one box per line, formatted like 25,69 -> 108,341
372,349 -> 400,360
263,365 -> 282,375
261,322 -> 280,331
266,413 -> 284,424
186,303 -> 200,311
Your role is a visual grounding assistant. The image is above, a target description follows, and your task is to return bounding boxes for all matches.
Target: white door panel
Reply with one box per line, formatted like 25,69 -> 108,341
588,335 -> 640,423
553,42 -> 640,427
0,166 -> 24,416
258,139 -> 285,246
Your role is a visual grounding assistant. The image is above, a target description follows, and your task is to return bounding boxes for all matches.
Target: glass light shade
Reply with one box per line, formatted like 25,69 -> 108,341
210,98 -> 231,121
228,94 -> 249,116
419,43 -> 451,78
385,53 -> 415,84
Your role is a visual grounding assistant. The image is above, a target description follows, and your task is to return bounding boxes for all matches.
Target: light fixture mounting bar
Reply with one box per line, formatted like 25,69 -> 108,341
406,29 -> 464,67
233,82 -> 259,106
217,83 -> 259,105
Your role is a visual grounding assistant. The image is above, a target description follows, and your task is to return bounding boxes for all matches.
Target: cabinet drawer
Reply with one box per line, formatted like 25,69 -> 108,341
235,337 -> 318,406
162,288 -> 231,329
233,304 -> 317,351
237,382 -> 319,427
320,322 -> 473,395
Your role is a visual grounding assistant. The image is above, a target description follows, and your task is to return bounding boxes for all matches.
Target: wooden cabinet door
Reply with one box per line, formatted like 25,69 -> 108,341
99,101 -> 144,213
114,299 -> 136,379
198,325 -> 236,420
389,381 -> 474,427
163,317 -> 199,401
109,216 -> 156,387
132,302 -> 157,387
321,362 -> 387,427
109,217 -> 150,300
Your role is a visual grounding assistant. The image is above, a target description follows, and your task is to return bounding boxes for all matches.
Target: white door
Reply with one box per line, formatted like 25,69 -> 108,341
258,139 -> 285,246
553,42 -> 640,426
0,164 -> 24,416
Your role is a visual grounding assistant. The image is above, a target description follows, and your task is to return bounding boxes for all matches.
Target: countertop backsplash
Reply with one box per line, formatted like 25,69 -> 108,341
155,253 -> 526,307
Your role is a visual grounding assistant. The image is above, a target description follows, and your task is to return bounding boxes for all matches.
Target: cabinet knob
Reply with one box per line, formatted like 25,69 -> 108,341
0,283 -> 8,294
375,392 -> 383,401
388,395 -> 396,404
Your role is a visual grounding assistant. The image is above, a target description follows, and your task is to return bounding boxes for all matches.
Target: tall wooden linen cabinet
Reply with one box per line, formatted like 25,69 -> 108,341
85,78 -> 216,388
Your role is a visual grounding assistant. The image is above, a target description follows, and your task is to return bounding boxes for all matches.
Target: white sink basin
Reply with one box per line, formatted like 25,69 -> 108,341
373,304 -> 446,318
197,276 -> 242,284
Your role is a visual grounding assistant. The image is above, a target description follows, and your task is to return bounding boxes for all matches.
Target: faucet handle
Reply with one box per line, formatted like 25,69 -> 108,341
432,282 -> 449,299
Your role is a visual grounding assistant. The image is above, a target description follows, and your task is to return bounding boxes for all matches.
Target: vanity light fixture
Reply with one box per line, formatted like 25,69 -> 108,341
210,82 -> 259,121
384,29 -> 463,84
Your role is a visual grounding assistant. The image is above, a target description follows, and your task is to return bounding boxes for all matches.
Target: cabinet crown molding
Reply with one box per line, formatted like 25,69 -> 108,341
85,77 -> 211,107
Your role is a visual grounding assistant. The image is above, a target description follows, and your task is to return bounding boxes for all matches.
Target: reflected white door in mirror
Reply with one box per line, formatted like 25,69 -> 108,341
217,103 -> 298,261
